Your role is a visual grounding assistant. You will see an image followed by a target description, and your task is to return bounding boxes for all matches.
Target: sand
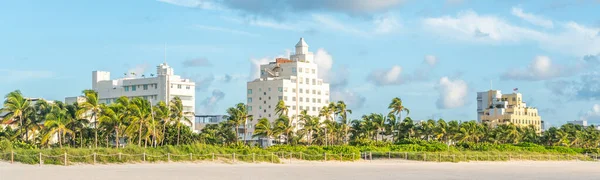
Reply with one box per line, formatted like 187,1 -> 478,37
1,160 -> 599,180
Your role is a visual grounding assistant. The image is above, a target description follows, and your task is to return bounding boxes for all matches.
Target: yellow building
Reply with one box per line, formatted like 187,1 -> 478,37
477,90 -> 542,132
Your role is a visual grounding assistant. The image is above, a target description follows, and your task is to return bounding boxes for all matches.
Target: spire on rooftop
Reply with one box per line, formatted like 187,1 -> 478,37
296,37 -> 308,47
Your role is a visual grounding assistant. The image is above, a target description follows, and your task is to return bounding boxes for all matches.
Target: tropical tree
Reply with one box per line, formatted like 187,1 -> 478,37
43,108 -> 74,148
335,101 -> 352,144
76,90 -> 102,148
170,97 -> 193,146
226,103 -> 252,144
1,90 -> 32,141
253,118 -> 275,143
388,97 -> 409,141
274,100 -> 289,117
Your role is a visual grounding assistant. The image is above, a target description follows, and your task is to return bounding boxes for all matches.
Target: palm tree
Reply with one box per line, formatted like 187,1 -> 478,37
398,117 -> 415,139
170,97 -> 193,146
370,113 -> 386,142
126,97 -> 152,146
274,100 -> 289,117
153,101 -> 171,145
1,90 -> 32,141
388,97 -> 409,141
274,115 -> 293,144
43,108 -> 75,148
226,103 -> 252,144
335,101 -> 352,144
98,103 -> 127,148
76,90 -> 102,148
434,119 -> 448,142
253,118 -> 274,143
299,110 -> 319,145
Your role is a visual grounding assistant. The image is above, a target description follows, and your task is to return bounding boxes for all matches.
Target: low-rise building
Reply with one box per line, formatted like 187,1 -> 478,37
194,115 -> 227,130
477,89 -> 542,132
67,63 -> 197,131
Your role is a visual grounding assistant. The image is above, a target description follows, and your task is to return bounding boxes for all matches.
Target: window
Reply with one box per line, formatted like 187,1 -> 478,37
312,98 -> 316,103
284,96 -> 288,101
306,78 -> 309,85
312,79 -> 316,85
259,97 -> 262,100
278,96 -> 282,100
312,69 -> 315,74
248,106 -> 252,111
143,84 -> 148,90
124,86 -> 130,92
284,87 -> 288,92
291,79 -> 297,83
300,97 -> 303,102
312,107 -> 316,111
299,68 -> 303,72
264,92 -> 266,95
268,96 -> 271,100
318,90 -> 321,95
186,86 -> 190,90
292,68 -> 297,73
325,91 -> 329,95
261,70 -> 265,75
318,99 -> 321,103
312,90 -> 316,94
269,114 -> 271,117
176,84 -> 181,89
305,68 -> 309,73
248,89 -> 252,94
299,89 -> 303,93
268,87 -> 271,91
155,84 -> 158,89
293,88 -> 296,93
300,106 -> 303,110
292,106 -> 297,110
264,109 -> 267,113
259,88 -> 262,92
132,85 -> 136,91
264,101 -> 266,104
268,105 -> 271,109
247,98 -> 252,103
292,97 -> 296,101
299,78 -> 303,84
278,87 -> 283,92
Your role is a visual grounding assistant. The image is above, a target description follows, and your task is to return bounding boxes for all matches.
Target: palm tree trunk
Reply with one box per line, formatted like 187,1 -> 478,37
94,113 -> 98,149
138,119 -> 143,146
161,123 -> 166,146
59,130 -> 63,148
80,132 -> 83,148
177,124 -> 181,146
115,127 -> 119,149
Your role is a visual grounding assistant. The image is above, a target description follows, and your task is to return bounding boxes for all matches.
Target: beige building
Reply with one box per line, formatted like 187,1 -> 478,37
477,90 -> 542,132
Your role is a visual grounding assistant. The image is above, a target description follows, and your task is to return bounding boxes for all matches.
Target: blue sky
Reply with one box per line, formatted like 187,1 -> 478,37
1,0 -> 599,127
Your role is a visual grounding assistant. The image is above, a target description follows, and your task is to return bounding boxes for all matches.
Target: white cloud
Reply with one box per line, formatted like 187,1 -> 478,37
194,25 -> 259,37
0,69 -> 55,83
424,55 -> 438,66
126,64 -> 149,78
331,89 -> 366,110
314,48 -> 334,80
182,58 -> 212,67
580,104 -> 600,122
249,57 -> 271,80
511,7 -> 554,28
436,77 -> 469,109
502,56 -> 572,81
367,55 -> 438,86
374,13 -> 401,34
367,65 -> 404,86
312,14 -> 368,36
422,10 -> 600,56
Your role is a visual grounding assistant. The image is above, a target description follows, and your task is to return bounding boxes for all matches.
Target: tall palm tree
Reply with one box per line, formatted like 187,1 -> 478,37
98,103 -> 127,148
274,100 -> 289,117
126,97 -> 152,146
299,110 -> 319,145
43,108 -> 74,148
388,97 -> 409,141
274,115 -> 293,144
153,101 -> 171,145
170,97 -> 193,146
1,90 -> 32,141
370,113 -> 386,142
76,90 -> 102,148
226,103 -> 252,144
335,101 -> 352,144
253,118 -> 274,143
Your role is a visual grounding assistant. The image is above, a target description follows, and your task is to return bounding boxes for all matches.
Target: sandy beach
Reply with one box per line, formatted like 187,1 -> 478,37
2,160 -> 599,180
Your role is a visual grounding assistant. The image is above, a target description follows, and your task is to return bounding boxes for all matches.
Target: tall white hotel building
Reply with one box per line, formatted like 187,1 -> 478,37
70,63 -> 197,131
246,38 -> 330,140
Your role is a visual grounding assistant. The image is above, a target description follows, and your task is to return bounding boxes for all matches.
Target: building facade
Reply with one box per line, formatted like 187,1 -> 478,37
567,120 -> 588,127
246,38 -> 331,140
84,63 -> 197,131
194,115 -> 227,130
477,90 -> 542,132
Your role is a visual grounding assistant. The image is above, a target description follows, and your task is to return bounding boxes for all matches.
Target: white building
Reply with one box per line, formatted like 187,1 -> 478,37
246,38 -> 331,141
78,63 -> 196,131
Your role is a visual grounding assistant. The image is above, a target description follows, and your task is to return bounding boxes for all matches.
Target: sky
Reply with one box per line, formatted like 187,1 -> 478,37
1,0 -> 600,128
